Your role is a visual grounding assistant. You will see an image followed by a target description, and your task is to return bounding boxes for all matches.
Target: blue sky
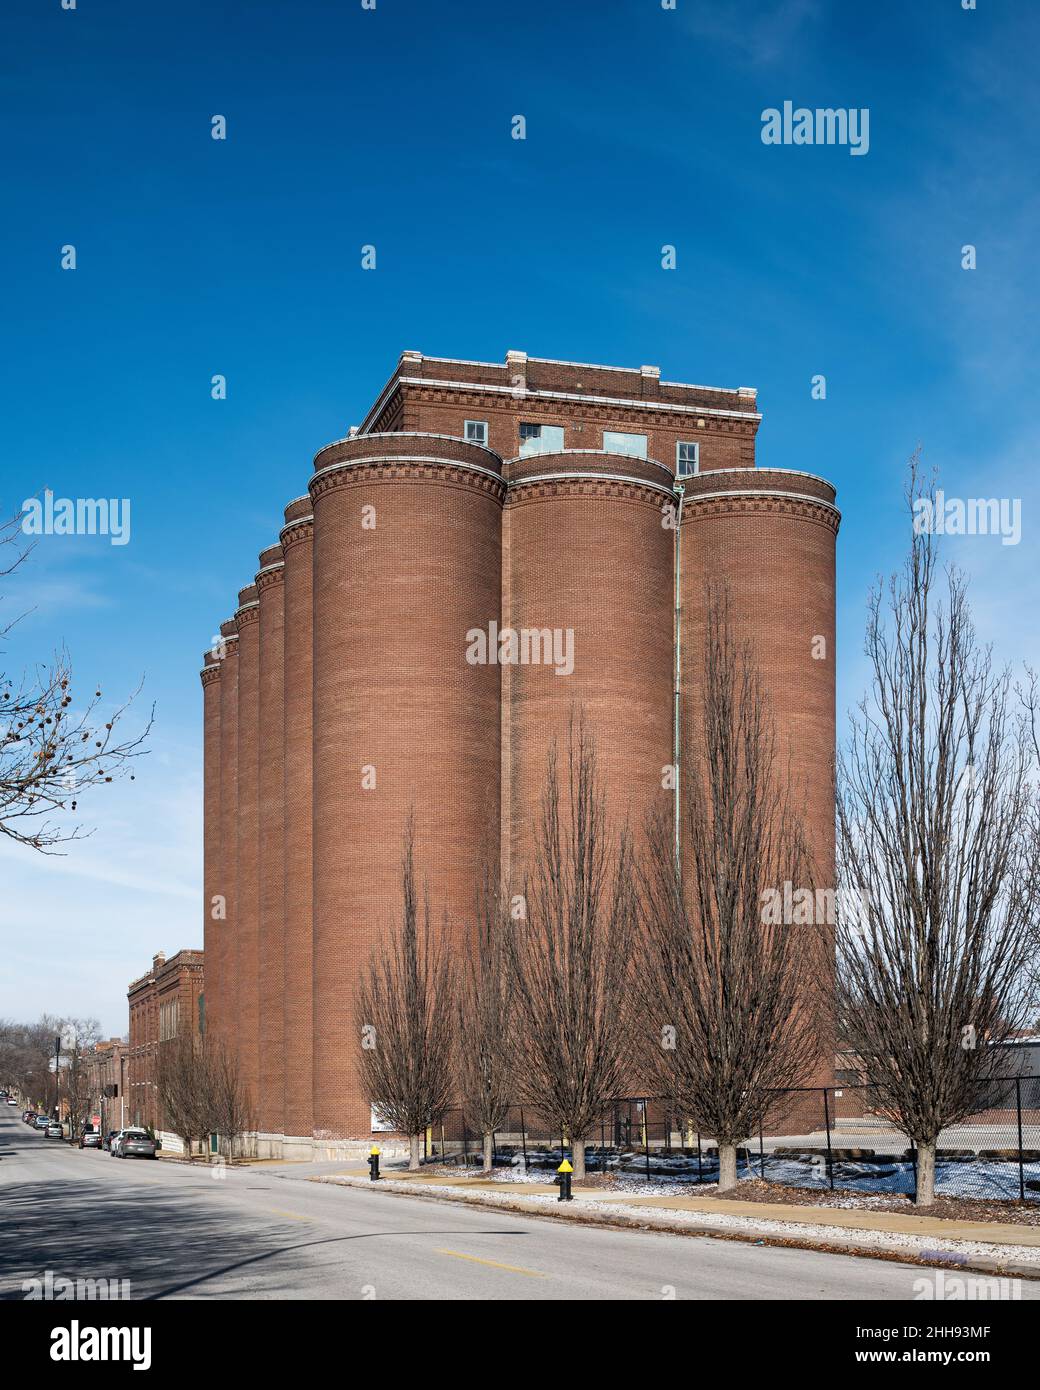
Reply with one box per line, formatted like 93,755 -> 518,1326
1,0 -> 1037,1034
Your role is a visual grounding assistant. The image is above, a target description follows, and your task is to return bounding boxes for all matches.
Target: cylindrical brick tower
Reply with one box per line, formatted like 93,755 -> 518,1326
256,544 -> 285,1146
679,467 -> 839,1086
200,649 -> 222,1048
504,449 -> 676,881
235,583 -> 261,1121
280,498 -> 314,1151
216,619 -> 240,1051
309,432 -> 505,1141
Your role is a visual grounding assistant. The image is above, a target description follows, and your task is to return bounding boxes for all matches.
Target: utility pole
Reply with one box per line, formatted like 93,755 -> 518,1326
53,1035 -> 61,1121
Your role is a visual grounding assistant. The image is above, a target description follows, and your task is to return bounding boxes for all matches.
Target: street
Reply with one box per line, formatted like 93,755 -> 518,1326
0,1110 -> 1014,1301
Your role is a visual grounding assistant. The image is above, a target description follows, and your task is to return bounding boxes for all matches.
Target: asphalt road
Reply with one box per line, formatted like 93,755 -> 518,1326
0,1108 -> 1026,1301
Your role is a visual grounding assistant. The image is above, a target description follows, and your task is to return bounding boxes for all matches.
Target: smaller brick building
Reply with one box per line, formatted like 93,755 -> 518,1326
86,1038 -> 129,1135
127,950 -> 204,1131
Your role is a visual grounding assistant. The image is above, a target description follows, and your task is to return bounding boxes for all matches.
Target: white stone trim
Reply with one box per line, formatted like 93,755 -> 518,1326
311,454 -> 505,487
386,376 -> 762,423
509,471 -> 677,499
695,465 -> 835,490
315,429 -> 502,466
685,488 -> 841,519
505,447 -> 673,477
279,514 -> 314,538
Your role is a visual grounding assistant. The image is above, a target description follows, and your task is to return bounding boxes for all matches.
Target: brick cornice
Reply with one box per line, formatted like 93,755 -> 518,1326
684,491 -> 841,535
235,602 -> 261,628
310,458 -> 507,504
395,381 -> 760,434
280,517 -> 314,549
506,475 -> 672,508
200,664 -> 221,688
255,564 -> 285,593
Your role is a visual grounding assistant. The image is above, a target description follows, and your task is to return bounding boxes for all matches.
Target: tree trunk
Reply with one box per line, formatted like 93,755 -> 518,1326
915,1140 -> 936,1206
572,1136 -> 586,1183
409,1132 -> 421,1171
718,1141 -> 738,1191
482,1131 -> 493,1174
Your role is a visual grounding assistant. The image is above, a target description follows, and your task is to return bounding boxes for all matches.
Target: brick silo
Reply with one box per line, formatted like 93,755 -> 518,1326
235,584 -> 261,1118
679,467 -> 840,1088
255,544 -> 285,1147
216,620 -> 240,1051
309,432 -> 505,1142
504,449 -> 676,884
200,649 -> 222,1050
280,498 -> 314,1152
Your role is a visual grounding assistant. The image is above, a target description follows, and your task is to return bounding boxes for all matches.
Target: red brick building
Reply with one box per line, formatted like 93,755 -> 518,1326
201,350 -> 840,1156
127,950 -> 204,1132
86,1038 -> 129,1136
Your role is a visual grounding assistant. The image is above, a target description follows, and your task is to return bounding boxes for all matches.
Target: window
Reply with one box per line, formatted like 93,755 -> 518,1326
464,419 -> 488,445
603,430 -> 648,459
676,441 -> 699,477
519,422 -> 565,457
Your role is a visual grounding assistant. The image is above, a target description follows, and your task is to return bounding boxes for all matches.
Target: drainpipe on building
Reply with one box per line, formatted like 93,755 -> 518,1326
673,482 -> 685,875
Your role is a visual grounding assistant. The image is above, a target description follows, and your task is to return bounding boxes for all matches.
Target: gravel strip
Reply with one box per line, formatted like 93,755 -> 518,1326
315,1174 -> 1040,1268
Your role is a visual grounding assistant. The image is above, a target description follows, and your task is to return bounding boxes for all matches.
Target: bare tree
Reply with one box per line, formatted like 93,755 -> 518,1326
354,823 -> 456,1171
0,1018 -> 55,1103
638,586 -> 826,1191
211,1039 -> 254,1164
835,455 -> 1039,1206
59,1019 -> 102,1138
505,720 -> 637,1182
156,1034 -> 214,1161
1,511 -> 151,851
455,863 -> 514,1173
1015,665 -> 1040,1016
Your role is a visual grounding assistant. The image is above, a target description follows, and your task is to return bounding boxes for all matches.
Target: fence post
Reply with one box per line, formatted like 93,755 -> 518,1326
759,1118 -> 765,1180
461,1111 -> 469,1163
696,1132 -> 703,1184
1017,1077 -> 1026,1204
643,1099 -> 651,1179
519,1107 -> 527,1167
823,1086 -> 834,1190
910,1141 -> 917,1203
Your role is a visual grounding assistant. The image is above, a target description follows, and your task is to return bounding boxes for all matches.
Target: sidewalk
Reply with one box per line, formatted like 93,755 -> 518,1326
313,1170 -> 1040,1277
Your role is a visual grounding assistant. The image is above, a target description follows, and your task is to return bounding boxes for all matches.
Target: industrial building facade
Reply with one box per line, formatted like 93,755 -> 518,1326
201,350 -> 840,1157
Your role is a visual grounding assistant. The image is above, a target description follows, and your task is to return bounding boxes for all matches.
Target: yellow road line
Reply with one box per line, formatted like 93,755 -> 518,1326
435,1249 -> 546,1278
267,1208 -> 311,1222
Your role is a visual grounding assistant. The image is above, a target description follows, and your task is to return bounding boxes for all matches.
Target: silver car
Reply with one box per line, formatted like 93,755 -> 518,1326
114,1128 -> 157,1159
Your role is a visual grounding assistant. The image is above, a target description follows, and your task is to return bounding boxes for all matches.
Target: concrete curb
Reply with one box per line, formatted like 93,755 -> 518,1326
312,1173 -> 1040,1281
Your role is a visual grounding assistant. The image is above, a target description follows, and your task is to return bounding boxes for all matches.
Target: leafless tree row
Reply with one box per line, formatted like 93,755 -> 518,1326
355,459 -> 1038,1206
0,1014 -> 101,1134
154,1034 -> 255,1162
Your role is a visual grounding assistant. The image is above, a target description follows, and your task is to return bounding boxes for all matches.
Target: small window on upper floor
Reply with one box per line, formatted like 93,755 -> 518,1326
676,441 -> 700,477
603,430 -> 648,459
464,420 -> 488,445
519,422 -> 565,457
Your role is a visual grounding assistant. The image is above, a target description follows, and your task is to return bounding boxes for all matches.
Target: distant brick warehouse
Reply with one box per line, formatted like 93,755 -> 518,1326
201,351 -> 840,1157
127,950 -> 204,1133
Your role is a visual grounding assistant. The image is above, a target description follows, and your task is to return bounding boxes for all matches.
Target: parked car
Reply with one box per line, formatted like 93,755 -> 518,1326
102,1130 -> 119,1152
22,1111 -> 35,1124
114,1128 -> 157,1159
5,1097 -> 15,1105
45,1122 -> 63,1139
79,1131 -> 102,1149
33,1115 -> 51,1131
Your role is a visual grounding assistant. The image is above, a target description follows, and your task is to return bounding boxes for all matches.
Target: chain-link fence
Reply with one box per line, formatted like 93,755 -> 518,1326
423,1077 -> 1040,1203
